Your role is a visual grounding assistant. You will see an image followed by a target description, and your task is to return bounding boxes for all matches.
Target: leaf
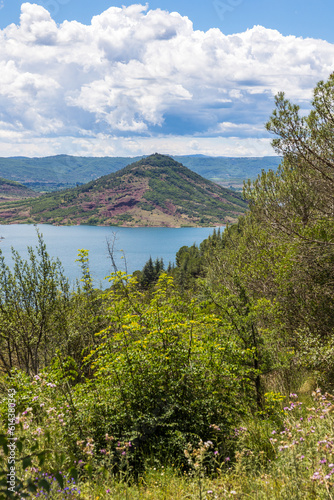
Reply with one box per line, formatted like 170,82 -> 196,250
68,466 -> 78,483
26,481 -> 37,493
85,463 -> 93,478
38,451 -> 48,467
38,479 -> 50,492
54,472 -> 64,489
22,456 -> 32,469
0,491 -> 14,500
31,442 -> 39,452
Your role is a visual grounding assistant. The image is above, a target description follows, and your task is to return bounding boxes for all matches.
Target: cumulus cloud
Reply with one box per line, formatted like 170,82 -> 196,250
0,3 -> 333,156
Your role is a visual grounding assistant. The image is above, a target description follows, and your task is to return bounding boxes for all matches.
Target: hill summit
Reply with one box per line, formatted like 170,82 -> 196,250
0,154 -> 247,227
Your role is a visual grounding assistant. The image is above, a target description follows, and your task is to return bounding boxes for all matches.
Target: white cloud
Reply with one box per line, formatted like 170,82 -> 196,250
0,3 -> 333,157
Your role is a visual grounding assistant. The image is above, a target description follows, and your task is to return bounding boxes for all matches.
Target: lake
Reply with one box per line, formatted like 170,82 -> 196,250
0,225 -> 224,288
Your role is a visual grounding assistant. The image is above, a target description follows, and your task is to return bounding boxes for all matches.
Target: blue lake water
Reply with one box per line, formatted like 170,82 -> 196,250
0,225 -> 224,288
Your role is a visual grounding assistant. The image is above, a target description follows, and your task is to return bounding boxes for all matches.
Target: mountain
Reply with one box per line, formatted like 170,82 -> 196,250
0,155 -> 281,192
0,178 -> 39,201
0,154 -> 248,227
174,155 -> 281,190
0,155 -> 141,192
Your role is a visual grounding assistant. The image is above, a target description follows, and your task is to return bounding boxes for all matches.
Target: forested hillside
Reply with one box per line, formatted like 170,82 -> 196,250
0,178 -> 38,201
0,155 -> 280,192
0,75 -> 333,499
0,154 -> 247,226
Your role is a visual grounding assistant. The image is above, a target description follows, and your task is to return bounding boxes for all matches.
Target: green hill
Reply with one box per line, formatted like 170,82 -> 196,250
0,155 -> 281,192
0,154 -> 248,227
0,177 -> 39,201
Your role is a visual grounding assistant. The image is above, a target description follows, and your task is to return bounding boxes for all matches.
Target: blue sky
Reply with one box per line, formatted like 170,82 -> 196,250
2,0 -> 334,41
0,1 -> 333,157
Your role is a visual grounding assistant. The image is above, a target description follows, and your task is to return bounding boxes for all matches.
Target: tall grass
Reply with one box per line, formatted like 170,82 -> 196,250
6,389 -> 333,499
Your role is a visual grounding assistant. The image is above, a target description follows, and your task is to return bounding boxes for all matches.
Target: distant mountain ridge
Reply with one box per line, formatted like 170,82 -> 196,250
0,154 -> 281,192
0,154 -> 248,227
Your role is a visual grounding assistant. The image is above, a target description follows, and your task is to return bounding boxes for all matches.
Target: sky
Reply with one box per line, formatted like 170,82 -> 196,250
0,0 -> 334,157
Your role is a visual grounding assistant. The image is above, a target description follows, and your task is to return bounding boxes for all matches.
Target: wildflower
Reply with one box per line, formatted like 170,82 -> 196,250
225,457 -> 230,462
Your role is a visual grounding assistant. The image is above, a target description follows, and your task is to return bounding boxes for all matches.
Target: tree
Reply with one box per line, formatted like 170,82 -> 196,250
138,256 -> 165,288
201,74 -> 334,395
245,74 -> 334,245
81,272 -> 256,469
243,75 -> 334,342
0,231 -> 71,375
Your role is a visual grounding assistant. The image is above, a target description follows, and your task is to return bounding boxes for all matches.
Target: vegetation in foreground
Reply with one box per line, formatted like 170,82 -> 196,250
0,74 -> 333,498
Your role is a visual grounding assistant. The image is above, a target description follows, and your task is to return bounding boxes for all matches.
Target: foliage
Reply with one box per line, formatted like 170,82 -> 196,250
0,73 -> 334,498
239,74 -> 334,385
75,271 -> 256,472
0,428 -> 52,499
171,229 -> 224,290
134,256 -> 165,288
0,231 -> 71,375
